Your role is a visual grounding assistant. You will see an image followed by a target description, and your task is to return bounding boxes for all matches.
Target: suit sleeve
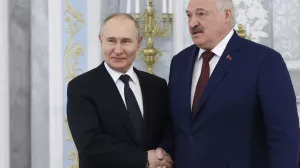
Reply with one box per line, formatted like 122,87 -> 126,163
159,58 -> 176,156
258,51 -> 300,168
158,79 -> 173,156
66,80 -> 147,168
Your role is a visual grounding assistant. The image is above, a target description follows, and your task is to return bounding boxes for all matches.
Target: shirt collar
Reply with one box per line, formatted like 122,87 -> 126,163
104,62 -> 138,85
197,29 -> 234,60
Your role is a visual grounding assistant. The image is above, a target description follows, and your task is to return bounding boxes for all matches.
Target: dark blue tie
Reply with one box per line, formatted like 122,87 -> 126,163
119,74 -> 143,140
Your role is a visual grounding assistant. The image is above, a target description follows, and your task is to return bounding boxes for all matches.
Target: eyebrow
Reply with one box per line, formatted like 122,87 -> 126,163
106,37 -> 133,41
105,37 -> 116,41
122,37 -> 132,40
186,8 -> 209,13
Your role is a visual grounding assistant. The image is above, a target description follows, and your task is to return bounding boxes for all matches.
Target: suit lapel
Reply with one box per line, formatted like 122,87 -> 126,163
193,32 -> 243,118
185,46 -> 200,116
98,63 -> 141,147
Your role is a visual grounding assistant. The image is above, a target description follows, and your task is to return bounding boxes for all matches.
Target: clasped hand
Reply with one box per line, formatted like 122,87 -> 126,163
147,148 -> 173,168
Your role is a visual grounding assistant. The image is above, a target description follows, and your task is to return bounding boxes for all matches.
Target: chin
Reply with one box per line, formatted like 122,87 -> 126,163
111,62 -> 125,68
113,63 -> 130,72
192,35 -> 205,44
111,58 -> 125,63
193,40 -> 206,47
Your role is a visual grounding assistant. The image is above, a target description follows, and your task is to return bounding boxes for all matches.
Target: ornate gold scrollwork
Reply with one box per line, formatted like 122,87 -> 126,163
64,0 -> 84,167
65,116 -> 79,168
64,0 -> 85,82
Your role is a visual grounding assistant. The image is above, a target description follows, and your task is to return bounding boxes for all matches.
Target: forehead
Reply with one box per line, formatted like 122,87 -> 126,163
102,17 -> 137,39
187,0 -> 216,12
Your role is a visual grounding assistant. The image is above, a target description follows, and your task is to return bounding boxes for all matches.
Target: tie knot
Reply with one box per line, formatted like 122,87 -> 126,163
201,50 -> 214,63
119,74 -> 131,85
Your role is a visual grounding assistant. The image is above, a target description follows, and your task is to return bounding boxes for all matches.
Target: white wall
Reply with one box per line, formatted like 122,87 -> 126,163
173,0 -> 184,55
0,0 -> 10,167
87,0 -> 102,70
49,0 -> 63,167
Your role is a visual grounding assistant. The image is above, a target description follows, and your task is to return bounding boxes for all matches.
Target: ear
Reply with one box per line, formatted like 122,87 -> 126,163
224,9 -> 232,23
99,34 -> 103,47
99,34 -> 102,42
137,36 -> 143,49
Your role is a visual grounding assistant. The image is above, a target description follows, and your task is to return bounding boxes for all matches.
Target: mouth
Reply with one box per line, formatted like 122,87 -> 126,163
192,31 -> 202,36
112,57 -> 126,61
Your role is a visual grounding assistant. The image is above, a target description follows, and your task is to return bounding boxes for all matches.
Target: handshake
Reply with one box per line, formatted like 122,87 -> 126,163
147,148 -> 173,168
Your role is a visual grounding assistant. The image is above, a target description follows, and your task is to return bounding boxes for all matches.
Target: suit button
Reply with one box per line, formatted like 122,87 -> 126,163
189,136 -> 194,140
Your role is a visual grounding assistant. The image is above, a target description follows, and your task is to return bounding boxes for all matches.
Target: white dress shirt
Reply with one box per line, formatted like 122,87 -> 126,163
104,62 -> 144,117
191,29 -> 234,107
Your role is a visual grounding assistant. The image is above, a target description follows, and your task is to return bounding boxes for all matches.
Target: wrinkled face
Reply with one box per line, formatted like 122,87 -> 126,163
100,17 -> 142,73
187,0 -> 230,49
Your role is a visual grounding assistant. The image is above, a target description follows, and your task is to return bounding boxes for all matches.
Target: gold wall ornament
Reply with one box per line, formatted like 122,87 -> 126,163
136,0 -> 173,74
64,116 -> 79,168
64,0 -> 84,167
236,24 -> 251,40
64,0 -> 85,82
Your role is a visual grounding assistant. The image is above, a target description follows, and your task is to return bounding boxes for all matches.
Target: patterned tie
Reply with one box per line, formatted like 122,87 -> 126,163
119,74 -> 143,140
192,50 -> 215,115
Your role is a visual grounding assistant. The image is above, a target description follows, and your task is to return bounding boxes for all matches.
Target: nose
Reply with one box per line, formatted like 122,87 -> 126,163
189,17 -> 199,28
113,43 -> 123,55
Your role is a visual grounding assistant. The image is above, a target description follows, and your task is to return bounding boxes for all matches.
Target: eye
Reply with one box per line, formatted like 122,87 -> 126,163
122,39 -> 131,43
187,14 -> 191,18
107,39 -> 115,43
197,12 -> 205,16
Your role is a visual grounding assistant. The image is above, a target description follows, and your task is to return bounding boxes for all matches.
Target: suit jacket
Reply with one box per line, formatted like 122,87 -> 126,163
168,31 -> 300,168
67,62 -> 170,168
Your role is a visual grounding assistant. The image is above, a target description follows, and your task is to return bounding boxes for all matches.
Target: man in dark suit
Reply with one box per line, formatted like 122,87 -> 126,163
67,13 -> 172,168
165,0 -> 300,167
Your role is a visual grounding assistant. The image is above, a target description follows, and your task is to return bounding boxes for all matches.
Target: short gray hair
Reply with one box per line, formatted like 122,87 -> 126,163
100,13 -> 141,38
216,0 -> 236,27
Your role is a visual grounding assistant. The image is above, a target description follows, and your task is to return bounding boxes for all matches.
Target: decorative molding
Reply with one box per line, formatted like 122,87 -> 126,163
63,0 -> 86,167
0,0 -> 10,167
64,117 -> 79,168
273,0 -> 300,60
64,0 -> 85,82
49,0 -> 63,167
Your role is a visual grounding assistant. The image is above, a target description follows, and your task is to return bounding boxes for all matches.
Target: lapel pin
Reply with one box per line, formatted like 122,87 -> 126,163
226,55 -> 232,60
